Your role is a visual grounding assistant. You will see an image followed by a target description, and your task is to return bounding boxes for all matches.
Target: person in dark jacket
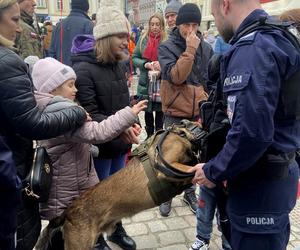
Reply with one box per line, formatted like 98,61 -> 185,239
158,3 -> 213,218
132,13 -> 167,138
71,1 -> 138,250
279,9 -> 300,169
190,1 -> 300,250
0,1 -> 87,249
0,136 -> 21,250
49,0 -> 93,66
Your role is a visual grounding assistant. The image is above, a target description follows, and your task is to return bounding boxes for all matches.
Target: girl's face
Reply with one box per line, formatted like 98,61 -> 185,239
149,17 -> 161,35
50,79 -> 77,101
110,33 -> 128,57
0,3 -> 21,42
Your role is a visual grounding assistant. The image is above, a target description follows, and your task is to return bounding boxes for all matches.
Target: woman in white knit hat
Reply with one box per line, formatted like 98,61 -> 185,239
31,57 -> 146,248
71,0 -> 139,249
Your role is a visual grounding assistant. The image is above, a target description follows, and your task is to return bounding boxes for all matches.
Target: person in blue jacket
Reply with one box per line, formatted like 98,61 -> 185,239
189,0 -> 300,249
49,0 -> 93,66
214,35 -> 231,55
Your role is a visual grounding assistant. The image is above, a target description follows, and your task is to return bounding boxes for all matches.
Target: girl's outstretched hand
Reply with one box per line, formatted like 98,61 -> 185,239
132,100 -> 148,115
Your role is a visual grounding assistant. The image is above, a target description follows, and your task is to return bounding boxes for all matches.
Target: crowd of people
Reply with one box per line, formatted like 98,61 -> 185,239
0,0 -> 299,249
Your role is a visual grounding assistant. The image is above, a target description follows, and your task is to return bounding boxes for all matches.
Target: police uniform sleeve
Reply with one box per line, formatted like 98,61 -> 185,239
203,33 -> 298,182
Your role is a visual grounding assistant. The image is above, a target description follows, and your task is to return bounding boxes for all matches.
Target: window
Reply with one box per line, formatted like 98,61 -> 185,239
36,0 -> 46,8
56,0 -> 63,11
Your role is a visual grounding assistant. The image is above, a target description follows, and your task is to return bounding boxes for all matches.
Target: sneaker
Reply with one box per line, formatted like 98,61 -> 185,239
189,238 -> 209,250
183,191 -> 197,214
159,200 -> 172,217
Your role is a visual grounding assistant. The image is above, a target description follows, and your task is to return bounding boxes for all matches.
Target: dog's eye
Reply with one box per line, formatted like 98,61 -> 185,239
178,131 -> 186,137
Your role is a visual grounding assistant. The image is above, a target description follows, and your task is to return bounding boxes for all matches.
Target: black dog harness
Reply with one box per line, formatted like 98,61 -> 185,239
131,123 -> 204,205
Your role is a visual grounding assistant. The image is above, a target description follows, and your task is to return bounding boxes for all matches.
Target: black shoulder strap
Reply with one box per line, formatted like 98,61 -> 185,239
231,16 -> 300,51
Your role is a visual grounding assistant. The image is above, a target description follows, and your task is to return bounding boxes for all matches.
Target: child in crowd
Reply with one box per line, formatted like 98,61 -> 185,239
31,57 -> 147,222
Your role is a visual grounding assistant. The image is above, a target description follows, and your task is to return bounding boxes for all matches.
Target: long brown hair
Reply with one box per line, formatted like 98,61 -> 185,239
279,8 -> 300,32
94,36 -> 128,64
0,0 -> 17,47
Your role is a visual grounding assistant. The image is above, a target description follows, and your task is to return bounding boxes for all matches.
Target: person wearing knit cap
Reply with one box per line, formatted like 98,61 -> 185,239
31,57 -> 146,249
160,4 -> 229,250
164,0 -> 182,31
157,2 -> 213,222
32,57 -> 77,95
71,0 -> 89,12
176,3 -> 202,26
72,1 -> 138,249
49,0 -> 93,66
93,0 -> 131,40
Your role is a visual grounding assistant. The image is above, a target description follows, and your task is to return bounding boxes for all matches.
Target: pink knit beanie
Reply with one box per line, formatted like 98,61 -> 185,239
32,57 -> 77,93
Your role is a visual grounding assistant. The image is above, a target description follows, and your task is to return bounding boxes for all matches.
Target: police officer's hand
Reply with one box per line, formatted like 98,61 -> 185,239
186,31 -> 201,50
187,163 -> 216,188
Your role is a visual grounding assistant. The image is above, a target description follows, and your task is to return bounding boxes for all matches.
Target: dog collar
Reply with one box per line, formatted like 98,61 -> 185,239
154,130 -> 196,179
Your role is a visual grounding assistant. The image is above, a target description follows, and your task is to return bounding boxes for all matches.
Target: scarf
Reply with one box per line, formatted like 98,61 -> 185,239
143,32 -> 161,62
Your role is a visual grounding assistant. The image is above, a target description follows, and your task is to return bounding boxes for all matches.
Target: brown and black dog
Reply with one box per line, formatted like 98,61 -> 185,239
36,121 -> 203,250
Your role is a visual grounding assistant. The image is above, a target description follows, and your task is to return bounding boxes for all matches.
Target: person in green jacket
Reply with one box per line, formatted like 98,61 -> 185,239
132,13 -> 167,138
15,0 -> 43,59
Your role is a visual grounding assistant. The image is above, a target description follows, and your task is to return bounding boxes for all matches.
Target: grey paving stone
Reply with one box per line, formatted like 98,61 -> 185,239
164,217 -> 189,230
184,215 -> 197,227
175,206 -> 194,216
158,231 -> 185,246
148,220 -> 168,233
124,223 -> 148,236
133,235 -> 159,249
157,244 -> 188,250
122,217 -> 132,224
183,227 -> 196,242
132,210 -> 156,222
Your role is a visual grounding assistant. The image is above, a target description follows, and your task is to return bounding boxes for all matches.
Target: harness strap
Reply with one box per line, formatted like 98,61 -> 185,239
131,130 -> 194,205
155,130 -> 195,179
140,155 -> 192,205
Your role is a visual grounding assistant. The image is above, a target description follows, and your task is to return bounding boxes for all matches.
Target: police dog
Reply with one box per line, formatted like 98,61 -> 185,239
36,121 -> 202,250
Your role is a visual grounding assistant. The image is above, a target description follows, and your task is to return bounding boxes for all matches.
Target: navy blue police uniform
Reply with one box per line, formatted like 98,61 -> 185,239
0,136 -> 21,250
202,9 -> 300,250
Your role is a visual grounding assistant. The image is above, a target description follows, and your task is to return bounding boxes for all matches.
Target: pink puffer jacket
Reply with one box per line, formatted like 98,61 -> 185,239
35,93 -> 138,220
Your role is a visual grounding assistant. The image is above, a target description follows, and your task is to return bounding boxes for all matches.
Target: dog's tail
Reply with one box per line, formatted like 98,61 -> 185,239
35,212 -> 66,250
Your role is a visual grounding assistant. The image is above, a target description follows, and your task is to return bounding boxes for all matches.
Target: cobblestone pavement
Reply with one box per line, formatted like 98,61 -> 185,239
40,75 -> 300,250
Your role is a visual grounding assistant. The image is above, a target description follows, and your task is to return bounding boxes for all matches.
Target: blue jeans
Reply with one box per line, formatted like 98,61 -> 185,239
93,154 -> 126,181
197,185 -> 231,248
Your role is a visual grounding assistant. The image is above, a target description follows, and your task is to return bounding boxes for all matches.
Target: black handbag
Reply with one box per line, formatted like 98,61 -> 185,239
23,144 -> 53,202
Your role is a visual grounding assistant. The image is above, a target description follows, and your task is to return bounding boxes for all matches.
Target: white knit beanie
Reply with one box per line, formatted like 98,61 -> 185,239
32,57 -> 77,93
93,0 -> 131,40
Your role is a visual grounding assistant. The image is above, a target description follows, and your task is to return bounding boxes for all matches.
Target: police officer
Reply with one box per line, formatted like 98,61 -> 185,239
189,0 -> 300,249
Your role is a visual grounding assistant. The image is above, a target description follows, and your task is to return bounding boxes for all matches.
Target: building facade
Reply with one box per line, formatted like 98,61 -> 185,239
35,0 -> 125,23
201,0 -> 300,30
138,0 -> 156,26
128,0 -> 140,25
